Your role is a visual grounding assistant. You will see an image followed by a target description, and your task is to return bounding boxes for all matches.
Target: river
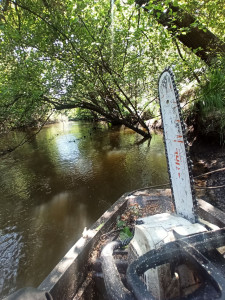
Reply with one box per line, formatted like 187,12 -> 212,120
0,121 -> 168,299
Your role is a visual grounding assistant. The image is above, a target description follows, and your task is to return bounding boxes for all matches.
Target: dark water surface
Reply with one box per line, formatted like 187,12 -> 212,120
0,121 -> 168,298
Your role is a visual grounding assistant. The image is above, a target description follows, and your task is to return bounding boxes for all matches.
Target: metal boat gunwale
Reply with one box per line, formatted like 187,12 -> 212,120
38,188 -> 225,300
38,189 -> 130,300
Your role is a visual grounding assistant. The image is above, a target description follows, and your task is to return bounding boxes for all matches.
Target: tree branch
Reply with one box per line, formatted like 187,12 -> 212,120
136,0 -> 225,65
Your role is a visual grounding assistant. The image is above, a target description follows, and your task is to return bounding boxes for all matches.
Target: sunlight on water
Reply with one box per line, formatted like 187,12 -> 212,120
55,134 -> 80,162
0,121 -> 168,298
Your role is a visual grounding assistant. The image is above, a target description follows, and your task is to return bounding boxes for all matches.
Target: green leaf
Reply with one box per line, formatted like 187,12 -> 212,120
119,226 -> 133,240
117,220 -> 125,228
123,226 -> 133,237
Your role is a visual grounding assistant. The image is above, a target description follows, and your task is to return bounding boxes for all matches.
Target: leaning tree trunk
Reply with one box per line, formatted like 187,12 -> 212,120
136,0 -> 225,65
45,97 -> 151,139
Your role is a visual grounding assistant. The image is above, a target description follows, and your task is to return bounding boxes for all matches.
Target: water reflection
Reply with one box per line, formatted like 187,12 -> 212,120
0,227 -> 23,297
33,191 -> 88,229
0,122 -> 168,298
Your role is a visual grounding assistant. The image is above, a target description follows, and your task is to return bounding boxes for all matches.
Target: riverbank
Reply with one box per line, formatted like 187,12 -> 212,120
190,139 -> 225,212
147,120 -> 225,211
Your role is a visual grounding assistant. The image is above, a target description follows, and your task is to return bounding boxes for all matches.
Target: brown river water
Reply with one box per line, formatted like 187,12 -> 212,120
0,121 -> 168,299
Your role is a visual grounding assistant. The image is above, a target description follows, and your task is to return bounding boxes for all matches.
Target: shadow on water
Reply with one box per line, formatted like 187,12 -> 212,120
0,121 -> 168,298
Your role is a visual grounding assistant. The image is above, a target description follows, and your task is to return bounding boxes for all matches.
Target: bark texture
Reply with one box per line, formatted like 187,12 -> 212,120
136,0 -> 225,65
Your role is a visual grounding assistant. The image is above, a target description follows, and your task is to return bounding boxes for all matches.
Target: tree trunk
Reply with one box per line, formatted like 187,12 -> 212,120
44,97 -> 151,139
136,0 -> 225,65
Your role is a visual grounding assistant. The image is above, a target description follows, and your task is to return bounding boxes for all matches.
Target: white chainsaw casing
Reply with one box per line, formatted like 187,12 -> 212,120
128,214 -> 206,299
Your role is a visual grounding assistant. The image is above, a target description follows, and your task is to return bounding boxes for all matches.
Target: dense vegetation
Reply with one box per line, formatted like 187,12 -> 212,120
0,0 -> 224,141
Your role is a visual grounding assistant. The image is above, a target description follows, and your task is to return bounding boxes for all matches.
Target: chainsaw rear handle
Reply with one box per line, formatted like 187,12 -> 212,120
126,230 -> 225,300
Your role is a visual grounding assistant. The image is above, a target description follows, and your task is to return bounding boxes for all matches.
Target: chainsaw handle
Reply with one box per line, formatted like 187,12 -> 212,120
126,239 -> 225,300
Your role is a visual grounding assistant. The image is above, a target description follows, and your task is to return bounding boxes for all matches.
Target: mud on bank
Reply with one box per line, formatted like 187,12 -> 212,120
190,140 -> 225,212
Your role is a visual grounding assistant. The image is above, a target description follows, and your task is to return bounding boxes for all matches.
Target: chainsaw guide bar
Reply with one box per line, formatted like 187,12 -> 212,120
158,67 -> 197,223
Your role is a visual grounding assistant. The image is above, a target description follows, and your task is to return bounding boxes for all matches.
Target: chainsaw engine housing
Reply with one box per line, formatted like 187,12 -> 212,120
128,213 -> 207,299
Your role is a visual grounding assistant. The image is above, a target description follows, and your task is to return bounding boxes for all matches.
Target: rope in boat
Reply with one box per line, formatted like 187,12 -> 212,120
194,167 -> 225,179
195,184 -> 225,189
129,183 -> 225,192
192,166 -> 225,189
129,167 -> 225,193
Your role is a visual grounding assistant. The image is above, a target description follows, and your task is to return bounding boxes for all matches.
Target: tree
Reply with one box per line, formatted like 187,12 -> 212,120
1,0 -> 223,145
0,0 -> 156,138
136,0 -> 225,65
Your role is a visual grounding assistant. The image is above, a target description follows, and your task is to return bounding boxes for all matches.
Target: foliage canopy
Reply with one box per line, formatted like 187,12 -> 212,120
0,0 -> 224,140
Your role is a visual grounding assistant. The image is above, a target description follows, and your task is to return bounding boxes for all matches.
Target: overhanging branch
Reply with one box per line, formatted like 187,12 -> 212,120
136,0 -> 225,65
